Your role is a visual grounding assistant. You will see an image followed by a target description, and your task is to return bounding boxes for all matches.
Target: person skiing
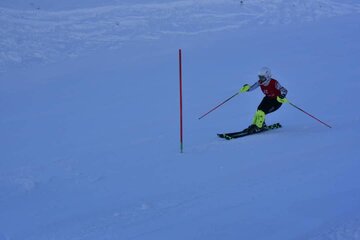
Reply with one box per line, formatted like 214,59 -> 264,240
240,67 -> 288,133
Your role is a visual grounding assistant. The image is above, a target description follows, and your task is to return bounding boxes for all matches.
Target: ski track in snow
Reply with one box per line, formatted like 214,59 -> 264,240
1,0 -> 360,72
307,218 -> 360,240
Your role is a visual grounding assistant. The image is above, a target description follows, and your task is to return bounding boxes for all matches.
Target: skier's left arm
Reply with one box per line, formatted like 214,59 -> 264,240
276,82 -> 288,103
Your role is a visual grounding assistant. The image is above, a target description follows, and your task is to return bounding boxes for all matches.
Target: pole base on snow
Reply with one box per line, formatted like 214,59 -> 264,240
288,101 -> 332,128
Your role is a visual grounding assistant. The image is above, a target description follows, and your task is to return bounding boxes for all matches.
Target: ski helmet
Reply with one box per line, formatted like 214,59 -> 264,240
258,67 -> 271,82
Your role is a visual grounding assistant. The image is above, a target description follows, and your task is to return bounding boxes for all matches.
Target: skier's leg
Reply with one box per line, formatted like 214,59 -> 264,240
255,97 -> 282,123
248,97 -> 281,132
257,96 -> 274,114
253,97 -> 272,128
252,110 -> 266,128
266,100 -> 282,114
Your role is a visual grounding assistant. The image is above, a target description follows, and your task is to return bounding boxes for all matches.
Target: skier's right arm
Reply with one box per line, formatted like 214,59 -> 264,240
240,81 -> 259,93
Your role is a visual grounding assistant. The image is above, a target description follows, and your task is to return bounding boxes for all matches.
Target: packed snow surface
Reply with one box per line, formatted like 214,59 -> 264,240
1,0 -> 360,239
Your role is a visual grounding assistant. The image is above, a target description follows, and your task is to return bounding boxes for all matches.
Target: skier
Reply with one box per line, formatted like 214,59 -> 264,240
240,67 -> 288,133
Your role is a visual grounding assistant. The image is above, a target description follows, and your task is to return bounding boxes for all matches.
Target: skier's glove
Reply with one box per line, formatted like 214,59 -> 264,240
240,84 -> 250,93
277,95 -> 288,103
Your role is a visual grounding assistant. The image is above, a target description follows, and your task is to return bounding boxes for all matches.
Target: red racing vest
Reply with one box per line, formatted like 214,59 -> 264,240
260,78 -> 282,98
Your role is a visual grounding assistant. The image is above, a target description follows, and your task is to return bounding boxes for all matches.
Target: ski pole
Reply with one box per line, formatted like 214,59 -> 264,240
287,101 -> 332,128
198,92 -> 239,120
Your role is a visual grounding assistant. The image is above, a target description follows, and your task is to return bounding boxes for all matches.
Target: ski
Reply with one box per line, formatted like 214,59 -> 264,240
217,123 -> 282,140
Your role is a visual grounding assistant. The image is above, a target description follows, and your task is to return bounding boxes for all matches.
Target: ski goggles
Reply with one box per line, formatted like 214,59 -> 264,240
258,75 -> 267,82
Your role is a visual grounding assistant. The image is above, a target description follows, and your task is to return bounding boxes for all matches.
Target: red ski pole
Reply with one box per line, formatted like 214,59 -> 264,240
288,101 -> 332,128
198,92 -> 239,120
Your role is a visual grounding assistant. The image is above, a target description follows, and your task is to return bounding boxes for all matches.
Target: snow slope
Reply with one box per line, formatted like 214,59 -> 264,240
1,0 -> 360,72
1,0 -> 360,239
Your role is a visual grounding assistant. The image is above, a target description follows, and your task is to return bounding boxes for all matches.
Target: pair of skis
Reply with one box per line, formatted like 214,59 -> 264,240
217,123 -> 282,140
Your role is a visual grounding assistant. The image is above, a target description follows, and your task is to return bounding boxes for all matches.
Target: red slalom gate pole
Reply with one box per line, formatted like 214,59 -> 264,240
179,49 -> 184,153
288,101 -> 332,128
